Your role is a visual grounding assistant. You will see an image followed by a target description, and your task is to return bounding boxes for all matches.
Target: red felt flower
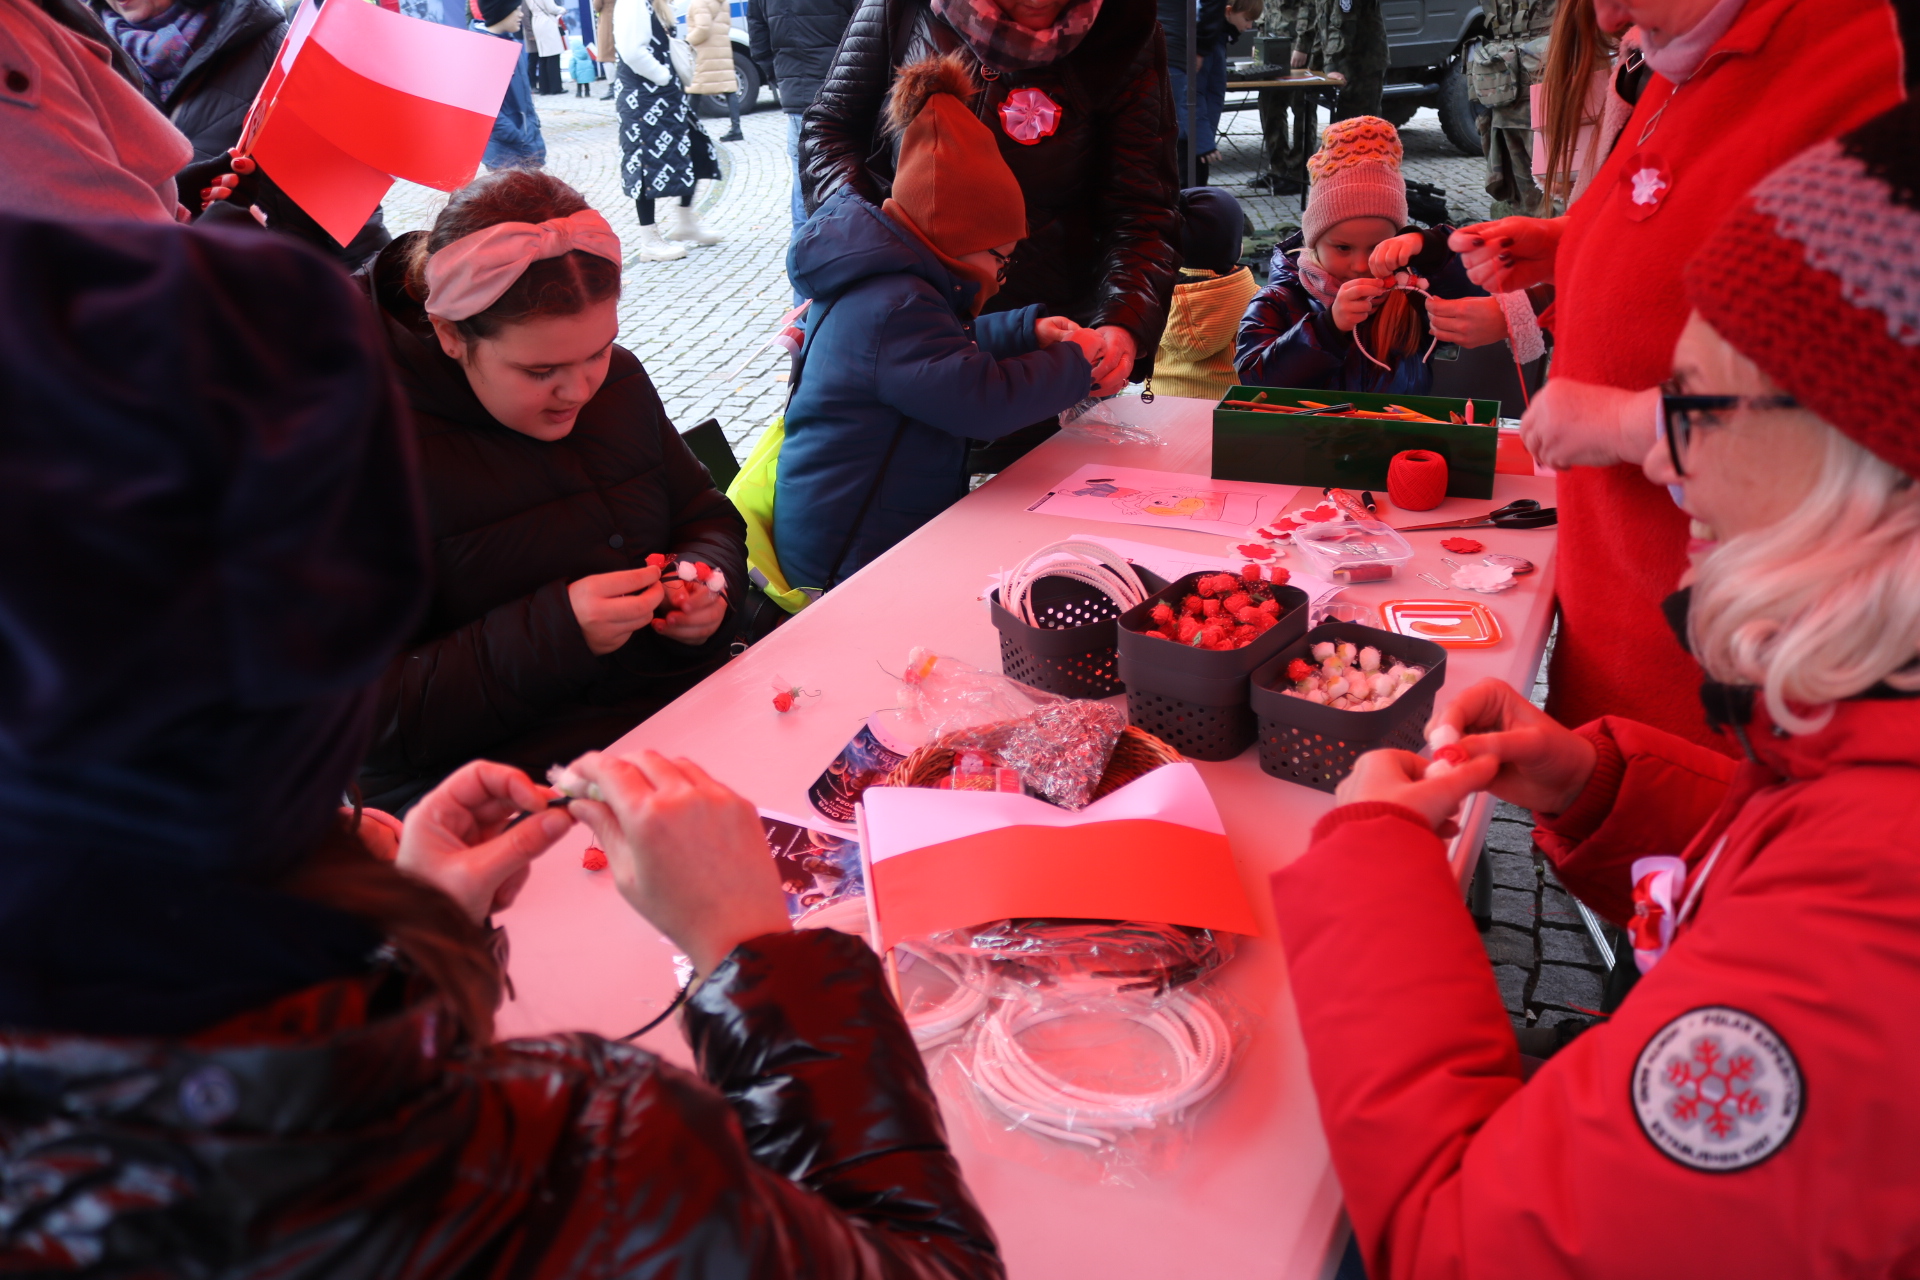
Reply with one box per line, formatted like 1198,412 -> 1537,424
1296,503 -> 1341,524
1235,543 -> 1275,560
1441,537 -> 1485,554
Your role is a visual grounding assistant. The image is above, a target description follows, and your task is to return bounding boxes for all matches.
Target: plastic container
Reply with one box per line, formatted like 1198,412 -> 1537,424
1115,573 -> 1309,761
991,570 -> 1167,698
1249,622 -> 1448,792
1290,519 -> 1415,584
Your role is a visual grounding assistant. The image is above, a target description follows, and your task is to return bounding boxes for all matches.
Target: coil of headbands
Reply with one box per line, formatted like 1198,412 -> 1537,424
1001,540 -> 1151,628
896,943 -> 992,1048
967,989 -> 1232,1148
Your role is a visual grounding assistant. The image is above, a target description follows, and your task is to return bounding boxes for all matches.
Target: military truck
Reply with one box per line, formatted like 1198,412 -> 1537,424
1379,0 -> 1486,157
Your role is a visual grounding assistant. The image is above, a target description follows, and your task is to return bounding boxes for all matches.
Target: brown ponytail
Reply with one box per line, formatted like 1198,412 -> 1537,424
406,168 -> 623,344
1364,288 -> 1425,365
1538,0 -> 1623,210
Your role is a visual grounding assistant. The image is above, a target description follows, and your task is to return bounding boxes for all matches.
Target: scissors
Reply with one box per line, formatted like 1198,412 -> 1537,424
1394,498 -> 1558,532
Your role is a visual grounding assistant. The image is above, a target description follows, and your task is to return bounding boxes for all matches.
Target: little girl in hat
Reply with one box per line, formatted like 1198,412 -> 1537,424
1236,116 -> 1544,395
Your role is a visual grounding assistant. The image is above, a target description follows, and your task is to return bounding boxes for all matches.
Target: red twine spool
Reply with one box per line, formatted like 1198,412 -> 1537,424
1388,449 -> 1448,511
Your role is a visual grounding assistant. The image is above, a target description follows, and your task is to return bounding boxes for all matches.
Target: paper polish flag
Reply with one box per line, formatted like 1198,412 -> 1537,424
241,0 -> 520,245
855,763 -> 1259,951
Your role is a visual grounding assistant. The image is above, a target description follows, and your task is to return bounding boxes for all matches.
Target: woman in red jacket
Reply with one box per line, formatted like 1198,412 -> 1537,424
1276,95 -> 1920,1278
1450,0 -> 1901,751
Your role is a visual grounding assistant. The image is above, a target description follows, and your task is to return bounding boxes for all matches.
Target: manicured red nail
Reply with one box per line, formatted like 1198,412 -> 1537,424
1498,237 -> 1515,248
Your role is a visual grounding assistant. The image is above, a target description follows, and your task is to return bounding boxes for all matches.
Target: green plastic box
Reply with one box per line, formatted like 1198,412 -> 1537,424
1211,385 -> 1501,500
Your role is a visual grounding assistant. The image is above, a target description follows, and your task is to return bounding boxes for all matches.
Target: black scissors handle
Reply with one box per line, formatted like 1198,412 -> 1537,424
1492,503 -> 1557,529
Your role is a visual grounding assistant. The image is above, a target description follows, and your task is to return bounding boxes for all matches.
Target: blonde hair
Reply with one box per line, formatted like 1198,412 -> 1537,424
1687,356 -> 1920,733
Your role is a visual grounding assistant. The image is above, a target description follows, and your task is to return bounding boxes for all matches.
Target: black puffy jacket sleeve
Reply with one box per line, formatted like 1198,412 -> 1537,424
1087,24 -> 1181,362
798,0 -> 894,208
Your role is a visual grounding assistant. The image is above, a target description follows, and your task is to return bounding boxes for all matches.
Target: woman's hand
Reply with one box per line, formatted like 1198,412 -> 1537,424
564,750 -> 792,975
1426,678 -> 1598,815
1333,748 -> 1500,836
569,567 -> 665,655
397,761 -> 575,923
1448,216 -> 1565,293
354,806 -> 406,862
1367,231 -> 1427,279
1520,378 -> 1660,470
1424,295 -> 1510,348
653,577 -> 727,645
1089,326 -> 1136,397
1330,275 -> 1391,332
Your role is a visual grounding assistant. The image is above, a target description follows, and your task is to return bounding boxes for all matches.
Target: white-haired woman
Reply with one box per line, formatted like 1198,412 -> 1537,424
1267,94 -> 1920,1278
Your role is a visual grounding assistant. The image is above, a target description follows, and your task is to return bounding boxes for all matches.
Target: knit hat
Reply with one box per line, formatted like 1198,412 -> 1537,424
884,54 -> 1027,259
1180,186 -> 1246,275
1685,97 -> 1920,479
1301,116 -> 1408,249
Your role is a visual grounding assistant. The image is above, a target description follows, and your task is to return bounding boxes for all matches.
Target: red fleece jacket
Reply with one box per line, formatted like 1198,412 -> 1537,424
1546,0 -> 1902,751
1272,698 -> 1920,1279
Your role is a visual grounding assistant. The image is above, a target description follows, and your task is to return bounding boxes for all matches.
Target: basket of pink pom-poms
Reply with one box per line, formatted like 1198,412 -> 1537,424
1248,622 -> 1447,792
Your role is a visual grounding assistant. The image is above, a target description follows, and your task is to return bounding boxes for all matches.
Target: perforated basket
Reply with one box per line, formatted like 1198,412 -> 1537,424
990,571 -> 1168,699
1249,622 -> 1448,792
1114,573 -> 1309,761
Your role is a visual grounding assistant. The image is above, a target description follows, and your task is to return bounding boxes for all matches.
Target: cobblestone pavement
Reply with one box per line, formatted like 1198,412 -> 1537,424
382,88 -> 1496,462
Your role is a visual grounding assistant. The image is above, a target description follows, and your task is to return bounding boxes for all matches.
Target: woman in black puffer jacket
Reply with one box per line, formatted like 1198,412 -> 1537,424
357,169 -> 748,814
800,0 -> 1181,422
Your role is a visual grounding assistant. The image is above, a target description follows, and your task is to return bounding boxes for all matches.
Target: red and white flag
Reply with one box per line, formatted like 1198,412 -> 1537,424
855,763 -> 1259,951
240,0 -> 520,244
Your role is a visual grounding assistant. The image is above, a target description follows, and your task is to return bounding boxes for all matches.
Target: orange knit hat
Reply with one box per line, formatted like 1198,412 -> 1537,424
885,55 -> 1027,259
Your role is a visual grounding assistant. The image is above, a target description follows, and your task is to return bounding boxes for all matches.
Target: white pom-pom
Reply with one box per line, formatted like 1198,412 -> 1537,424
677,561 -> 699,582
546,764 -> 605,802
1312,642 -> 1335,661
1427,723 -> 1461,750
1326,677 -> 1349,698
1359,646 -> 1381,673
707,568 -> 727,595
1371,672 -> 1397,698
1337,642 -> 1357,663
1306,689 -> 1329,704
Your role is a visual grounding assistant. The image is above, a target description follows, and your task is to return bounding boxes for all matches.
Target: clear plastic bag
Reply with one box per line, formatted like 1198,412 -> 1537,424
1057,395 -> 1162,446
945,701 -> 1129,810
926,918 -> 1235,994
872,648 -> 1061,753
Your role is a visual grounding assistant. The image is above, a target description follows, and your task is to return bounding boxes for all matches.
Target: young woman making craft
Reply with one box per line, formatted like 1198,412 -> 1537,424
1273,93 -> 1920,1277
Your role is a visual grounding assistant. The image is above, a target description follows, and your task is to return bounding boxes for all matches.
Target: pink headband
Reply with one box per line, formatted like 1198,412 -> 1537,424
423,209 -> 623,322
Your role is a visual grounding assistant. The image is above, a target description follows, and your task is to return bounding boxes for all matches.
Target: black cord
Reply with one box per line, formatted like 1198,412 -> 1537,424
619,982 -> 690,1041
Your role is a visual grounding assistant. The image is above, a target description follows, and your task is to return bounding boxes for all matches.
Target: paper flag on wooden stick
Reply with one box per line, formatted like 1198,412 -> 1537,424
241,0 -> 520,244
856,763 -> 1258,951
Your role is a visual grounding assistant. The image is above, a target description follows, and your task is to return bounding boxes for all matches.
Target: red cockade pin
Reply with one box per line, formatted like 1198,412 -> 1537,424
1621,151 -> 1672,222
999,87 -> 1061,145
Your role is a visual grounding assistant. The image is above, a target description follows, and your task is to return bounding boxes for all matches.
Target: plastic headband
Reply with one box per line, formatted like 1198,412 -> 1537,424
423,208 -> 623,322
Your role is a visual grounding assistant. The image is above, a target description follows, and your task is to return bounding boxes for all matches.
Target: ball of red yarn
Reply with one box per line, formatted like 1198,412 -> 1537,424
1388,449 -> 1449,511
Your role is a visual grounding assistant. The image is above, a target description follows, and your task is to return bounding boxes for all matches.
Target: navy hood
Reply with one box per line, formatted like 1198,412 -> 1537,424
788,188 -> 982,314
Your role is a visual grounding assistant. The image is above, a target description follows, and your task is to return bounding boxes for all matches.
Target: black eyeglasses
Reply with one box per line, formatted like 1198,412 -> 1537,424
1660,388 -> 1799,477
987,247 -> 1013,282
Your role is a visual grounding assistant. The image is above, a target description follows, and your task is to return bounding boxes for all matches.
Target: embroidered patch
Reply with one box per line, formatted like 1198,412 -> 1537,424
1632,1006 -> 1803,1172
999,87 -> 1061,144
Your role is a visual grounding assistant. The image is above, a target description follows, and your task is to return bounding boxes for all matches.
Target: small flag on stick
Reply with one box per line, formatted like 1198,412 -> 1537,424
240,0 -> 520,245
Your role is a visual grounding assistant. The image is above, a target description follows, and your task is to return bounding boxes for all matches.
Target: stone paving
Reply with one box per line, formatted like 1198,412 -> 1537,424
381,85 -> 1496,463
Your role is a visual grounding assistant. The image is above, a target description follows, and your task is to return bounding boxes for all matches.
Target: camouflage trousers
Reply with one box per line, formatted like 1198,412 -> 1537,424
1478,101 -> 1545,218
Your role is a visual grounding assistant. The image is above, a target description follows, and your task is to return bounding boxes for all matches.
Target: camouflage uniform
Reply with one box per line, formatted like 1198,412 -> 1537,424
1314,0 -> 1386,122
1257,0 -> 1315,185
1468,0 -> 1557,216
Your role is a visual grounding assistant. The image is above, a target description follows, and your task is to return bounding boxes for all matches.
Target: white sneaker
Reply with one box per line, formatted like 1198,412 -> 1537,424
663,202 -> 722,245
630,224 -> 688,262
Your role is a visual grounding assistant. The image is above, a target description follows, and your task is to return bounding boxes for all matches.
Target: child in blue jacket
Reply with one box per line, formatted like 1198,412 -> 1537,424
568,33 -> 598,96
775,55 -> 1098,592
1236,116 -> 1527,396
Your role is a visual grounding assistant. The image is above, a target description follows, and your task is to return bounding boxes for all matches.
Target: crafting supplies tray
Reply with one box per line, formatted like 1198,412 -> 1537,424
1379,599 -> 1505,648
1212,385 -> 1500,499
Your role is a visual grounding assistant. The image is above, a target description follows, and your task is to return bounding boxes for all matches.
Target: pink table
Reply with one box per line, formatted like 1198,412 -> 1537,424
495,394 -> 1559,1278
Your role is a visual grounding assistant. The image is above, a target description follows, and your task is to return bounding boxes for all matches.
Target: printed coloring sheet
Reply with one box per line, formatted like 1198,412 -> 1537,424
1027,465 -> 1298,537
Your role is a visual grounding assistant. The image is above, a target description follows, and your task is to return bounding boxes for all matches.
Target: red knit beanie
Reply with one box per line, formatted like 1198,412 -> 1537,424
1684,98 -> 1920,479
884,54 -> 1027,259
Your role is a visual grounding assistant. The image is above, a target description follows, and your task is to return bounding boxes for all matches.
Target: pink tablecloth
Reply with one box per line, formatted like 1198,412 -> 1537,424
493,394 -> 1559,1279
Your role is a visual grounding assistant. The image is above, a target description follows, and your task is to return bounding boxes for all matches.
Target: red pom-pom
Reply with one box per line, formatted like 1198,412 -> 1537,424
1441,537 -> 1485,554
1223,591 -> 1251,613
1183,594 -> 1206,617
1269,566 -> 1291,586
1434,742 -> 1470,766
582,846 -> 608,871
1258,597 -> 1281,616
646,553 -> 669,569
1176,617 -> 1202,643
1151,601 -> 1175,625
773,690 -> 795,712
1202,598 -> 1222,618
1195,577 -> 1220,598
1241,562 -> 1264,580
1287,658 -> 1314,682
692,561 -> 713,581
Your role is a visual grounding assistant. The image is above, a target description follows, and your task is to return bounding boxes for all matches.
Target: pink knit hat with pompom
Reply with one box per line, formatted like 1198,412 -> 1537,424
1302,116 -> 1408,249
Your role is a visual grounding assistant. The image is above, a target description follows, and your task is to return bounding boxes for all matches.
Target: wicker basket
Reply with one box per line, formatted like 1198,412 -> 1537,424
880,724 -> 1183,800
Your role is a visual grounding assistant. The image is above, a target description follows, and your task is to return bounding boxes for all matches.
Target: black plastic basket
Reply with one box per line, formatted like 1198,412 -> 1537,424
990,570 -> 1168,699
1114,573 -> 1309,761
1249,622 -> 1448,792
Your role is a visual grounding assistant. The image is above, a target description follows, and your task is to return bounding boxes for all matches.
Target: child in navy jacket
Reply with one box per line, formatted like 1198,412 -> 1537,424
775,55 -> 1098,592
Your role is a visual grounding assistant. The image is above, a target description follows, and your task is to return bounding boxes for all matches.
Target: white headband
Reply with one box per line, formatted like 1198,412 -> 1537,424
423,208 -> 623,322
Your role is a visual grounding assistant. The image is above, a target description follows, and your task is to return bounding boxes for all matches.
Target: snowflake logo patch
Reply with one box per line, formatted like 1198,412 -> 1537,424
1632,1006 -> 1802,1172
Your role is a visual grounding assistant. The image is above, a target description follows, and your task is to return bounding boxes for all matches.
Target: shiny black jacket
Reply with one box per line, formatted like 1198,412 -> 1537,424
90,0 -> 286,162
799,0 -> 1181,382
0,929 -> 1005,1278
357,236 -> 748,813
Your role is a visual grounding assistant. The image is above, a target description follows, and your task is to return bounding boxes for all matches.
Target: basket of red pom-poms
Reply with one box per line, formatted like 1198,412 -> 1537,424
1248,621 -> 1448,792
1115,566 -> 1308,761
